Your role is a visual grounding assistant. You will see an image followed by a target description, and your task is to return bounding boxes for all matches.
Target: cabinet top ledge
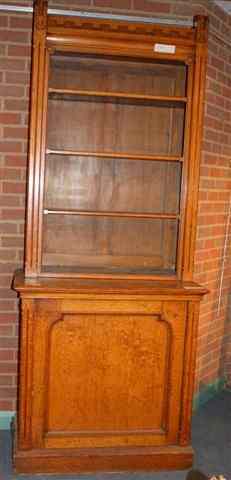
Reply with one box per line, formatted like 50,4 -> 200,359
13,271 -> 208,297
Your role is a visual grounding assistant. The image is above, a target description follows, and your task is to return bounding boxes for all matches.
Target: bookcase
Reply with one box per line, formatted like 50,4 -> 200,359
13,0 -> 208,474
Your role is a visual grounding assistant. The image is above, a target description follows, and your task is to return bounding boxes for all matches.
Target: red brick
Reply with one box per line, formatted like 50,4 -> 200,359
0,337 -> 18,349
0,222 -> 18,234
0,275 -> 14,290
74,0 -> 92,3
0,325 -> 13,337
204,115 -> 223,131
4,98 -> 29,112
94,0 -> 130,7
212,4 -> 229,23
5,71 -> 30,85
18,224 -> 25,235
0,57 -> 26,71
0,400 -> 14,410
171,2 -> 203,16
0,362 -> 17,374
0,85 -> 24,98
0,30 -> 30,43
2,237 -> 24,248
0,250 -> 18,263
1,209 -> 25,220
0,194 -> 24,207
0,112 -> 21,125
4,126 -> 29,141
0,44 -> 6,56
0,168 -> 21,181
0,15 -> 8,28
2,182 -> 25,194
0,300 -> 16,312
224,122 -> 231,134
5,155 -> 28,168
9,16 -> 33,30
206,92 -> 225,109
7,44 -> 31,58
217,71 -> 231,86
0,376 -> 13,386
0,350 -> 14,361
206,65 -> 217,80
0,314 -> 17,324
207,79 -> 222,94
0,386 -> 17,398
210,55 -> 225,72
133,0 -> 170,13
0,289 -> 18,301
49,0 -> 91,4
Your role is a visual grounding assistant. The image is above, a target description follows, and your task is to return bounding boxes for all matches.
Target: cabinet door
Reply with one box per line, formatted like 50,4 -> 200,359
23,298 -> 187,449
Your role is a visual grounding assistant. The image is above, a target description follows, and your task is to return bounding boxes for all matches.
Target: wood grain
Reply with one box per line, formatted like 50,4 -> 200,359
49,54 -> 187,97
13,270 -> 206,473
14,1 -> 208,474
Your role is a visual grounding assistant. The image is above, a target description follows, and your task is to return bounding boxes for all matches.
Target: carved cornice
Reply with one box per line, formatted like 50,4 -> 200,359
48,15 -> 196,44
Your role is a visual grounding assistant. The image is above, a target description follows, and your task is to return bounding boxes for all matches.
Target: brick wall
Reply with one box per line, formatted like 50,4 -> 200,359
0,3 -> 32,412
194,2 -> 231,390
0,0 -> 230,412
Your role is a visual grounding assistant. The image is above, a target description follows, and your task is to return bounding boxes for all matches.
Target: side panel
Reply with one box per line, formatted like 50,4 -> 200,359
18,297 -> 187,450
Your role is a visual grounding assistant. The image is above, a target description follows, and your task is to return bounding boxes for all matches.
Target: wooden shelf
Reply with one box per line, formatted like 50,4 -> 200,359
48,88 -> 188,106
43,208 -> 179,220
46,149 -> 183,163
40,264 -> 176,280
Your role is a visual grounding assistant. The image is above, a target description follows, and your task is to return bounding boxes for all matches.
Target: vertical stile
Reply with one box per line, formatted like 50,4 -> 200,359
25,0 -> 48,276
181,16 -> 208,281
37,50 -> 50,274
176,59 -> 195,279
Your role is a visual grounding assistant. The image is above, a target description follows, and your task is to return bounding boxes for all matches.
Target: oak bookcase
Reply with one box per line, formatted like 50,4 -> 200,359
13,0 -> 208,474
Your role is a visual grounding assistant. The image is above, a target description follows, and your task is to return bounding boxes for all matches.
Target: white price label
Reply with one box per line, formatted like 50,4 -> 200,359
154,43 -> 176,54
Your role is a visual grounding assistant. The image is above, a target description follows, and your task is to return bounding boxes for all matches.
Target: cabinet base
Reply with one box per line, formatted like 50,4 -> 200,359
14,445 -> 194,474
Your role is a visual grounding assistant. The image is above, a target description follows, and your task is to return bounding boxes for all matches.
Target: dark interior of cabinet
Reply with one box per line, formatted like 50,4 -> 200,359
42,52 -> 187,277
49,53 -> 187,96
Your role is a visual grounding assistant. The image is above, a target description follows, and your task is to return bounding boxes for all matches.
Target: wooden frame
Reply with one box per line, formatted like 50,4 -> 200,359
25,1 -> 208,281
13,1 -> 208,474
14,273 -> 207,474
